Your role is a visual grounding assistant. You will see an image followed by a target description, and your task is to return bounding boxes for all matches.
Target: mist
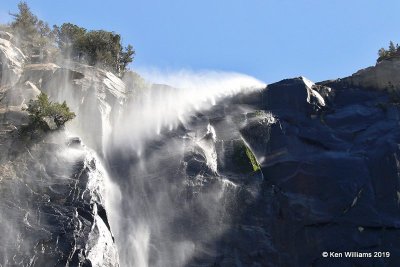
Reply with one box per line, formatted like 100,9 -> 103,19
111,69 -> 265,153
1,29 -> 267,265
101,69 -> 265,267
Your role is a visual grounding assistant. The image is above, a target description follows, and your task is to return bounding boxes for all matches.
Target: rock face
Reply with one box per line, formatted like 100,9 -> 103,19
88,64 -> 400,266
0,36 -> 26,88
16,62 -> 126,154
0,33 -> 119,267
112,74 -> 397,266
182,76 -> 400,266
342,57 -> 400,91
0,134 -> 118,266
2,28 -> 400,267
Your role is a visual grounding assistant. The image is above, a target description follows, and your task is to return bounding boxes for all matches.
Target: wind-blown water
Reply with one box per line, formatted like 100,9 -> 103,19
2,37 -> 268,266
67,68 -> 265,267
112,70 -> 264,153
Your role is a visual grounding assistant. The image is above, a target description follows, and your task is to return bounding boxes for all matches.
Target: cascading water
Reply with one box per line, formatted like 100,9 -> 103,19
68,69 -> 266,266
3,24 -> 400,266
98,99 -> 112,157
1,38 -> 269,265
197,124 -> 218,173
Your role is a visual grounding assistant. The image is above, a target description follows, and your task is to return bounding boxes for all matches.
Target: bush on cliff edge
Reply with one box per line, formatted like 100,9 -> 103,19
25,92 -> 75,131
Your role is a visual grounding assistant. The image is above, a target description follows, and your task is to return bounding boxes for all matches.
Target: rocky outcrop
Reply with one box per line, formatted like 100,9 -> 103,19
261,76 -> 325,116
0,36 -> 26,88
0,134 -> 118,266
184,76 -> 400,266
341,57 -> 400,91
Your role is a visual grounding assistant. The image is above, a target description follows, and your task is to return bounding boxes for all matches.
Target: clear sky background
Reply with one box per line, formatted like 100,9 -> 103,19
1,0 -> 399,83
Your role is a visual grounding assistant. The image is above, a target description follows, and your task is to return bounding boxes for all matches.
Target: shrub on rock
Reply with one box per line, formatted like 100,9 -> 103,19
232,140 -> 261,173
25,92 -> 75,130
377,41 -> 400,62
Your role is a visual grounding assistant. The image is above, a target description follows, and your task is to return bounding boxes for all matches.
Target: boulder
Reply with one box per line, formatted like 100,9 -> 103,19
262,77 -> 326,117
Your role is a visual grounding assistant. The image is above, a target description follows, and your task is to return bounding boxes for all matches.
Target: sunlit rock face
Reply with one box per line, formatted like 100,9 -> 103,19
341,57 -> 400,91
0,35 -> 26,90
14,61 -> 126,155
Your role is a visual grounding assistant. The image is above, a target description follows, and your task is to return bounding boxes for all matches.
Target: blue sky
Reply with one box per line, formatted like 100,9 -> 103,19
1,0 -> 399,83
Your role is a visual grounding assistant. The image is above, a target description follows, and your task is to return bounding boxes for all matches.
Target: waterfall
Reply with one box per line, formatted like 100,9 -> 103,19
98,98 -> 112,157
74,70 -> 265,267
197,124 -> 218,173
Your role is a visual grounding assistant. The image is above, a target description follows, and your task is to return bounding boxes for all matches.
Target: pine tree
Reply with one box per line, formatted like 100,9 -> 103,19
9,1 -> 54,59
119,45 -> 135,76
10,1 -> 38,50
389,41 -> 397,54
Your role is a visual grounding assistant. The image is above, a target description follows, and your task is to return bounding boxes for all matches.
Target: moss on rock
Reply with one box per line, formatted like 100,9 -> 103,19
232,140 -> 261,173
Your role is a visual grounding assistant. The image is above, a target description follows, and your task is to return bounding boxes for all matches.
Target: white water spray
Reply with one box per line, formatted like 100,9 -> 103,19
112,69 -> 265,152
103,69 -> 265,267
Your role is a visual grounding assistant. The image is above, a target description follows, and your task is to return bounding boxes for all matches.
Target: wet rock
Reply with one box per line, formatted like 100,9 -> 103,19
239,112 -> 284,160
7,61 -> 127,154
42,116 -> 58,130
68,137 -> 82,147
186,76 -> 400,267
1,80 -> 42,108
0,137 -> 119,266
0,55 -> 119,265
38,62 -> 126,153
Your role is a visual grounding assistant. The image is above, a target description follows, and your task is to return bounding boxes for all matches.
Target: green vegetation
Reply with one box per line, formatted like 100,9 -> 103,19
377,41 -> 400,62
7,1 -> 134,76
9,1 -> 56,60
25,93 -> 75,131
54,23 -> 134,74
245,145 -> 261,172
232,140 -> 261,173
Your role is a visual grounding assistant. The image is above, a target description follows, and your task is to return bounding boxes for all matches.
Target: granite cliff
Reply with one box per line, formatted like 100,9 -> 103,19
0,32 -> 119,266
1,29 -> 400,267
